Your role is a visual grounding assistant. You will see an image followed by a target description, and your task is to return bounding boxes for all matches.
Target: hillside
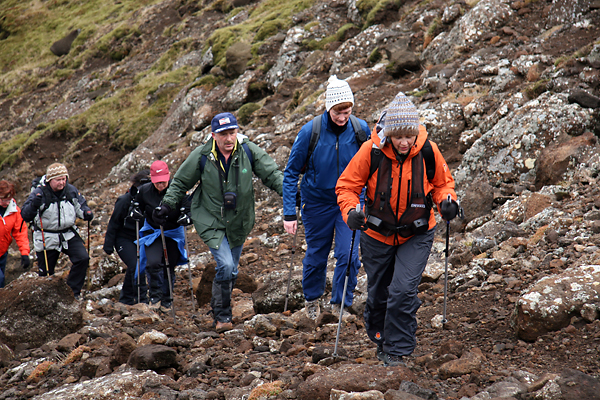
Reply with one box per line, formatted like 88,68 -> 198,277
1,0 -> 600,399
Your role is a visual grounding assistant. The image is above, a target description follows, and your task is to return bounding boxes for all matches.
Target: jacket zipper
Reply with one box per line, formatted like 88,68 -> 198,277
336,137 -> 339,177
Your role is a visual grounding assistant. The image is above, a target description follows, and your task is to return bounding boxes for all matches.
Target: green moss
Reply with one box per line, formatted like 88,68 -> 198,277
0,0 -> 163,95
369,47 -> 382,63
189,74 -> 221,90
406,89 -> 428,97
304,21 -> 319,31
523,79 -> 549,99
152,38 -> 197,72
206,0 -> 315,66
304,23 -> 357,51
0,131 -> 35,168
356,0 -> 401,28
426,17 -> 440,37
238,102 -> 261,125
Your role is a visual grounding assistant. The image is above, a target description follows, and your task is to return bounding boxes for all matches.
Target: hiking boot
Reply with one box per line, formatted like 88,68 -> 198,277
160,301 -> 172,312
383,353 -> 406,367
305,299 -> 320,320
215,321 -> 233,333
330,303 -> 341,317
376,344 -> 385,362
149,300 -> 161,311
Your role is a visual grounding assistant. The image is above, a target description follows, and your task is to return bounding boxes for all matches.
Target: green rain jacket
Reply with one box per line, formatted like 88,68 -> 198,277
162,133 -> 283,249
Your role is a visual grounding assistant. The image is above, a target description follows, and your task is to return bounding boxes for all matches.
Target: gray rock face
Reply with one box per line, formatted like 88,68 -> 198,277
422,0 -> 513,65
0,276 -> 82,348
511,265 -> 600,341
454,92 -> 597,198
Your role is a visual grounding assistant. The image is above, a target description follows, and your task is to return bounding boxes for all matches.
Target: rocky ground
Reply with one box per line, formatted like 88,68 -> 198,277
1,0 -> 600,399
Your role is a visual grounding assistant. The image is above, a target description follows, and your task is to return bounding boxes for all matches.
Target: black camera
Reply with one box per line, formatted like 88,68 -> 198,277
411,218 -> 429,235
223,192 -> 237,210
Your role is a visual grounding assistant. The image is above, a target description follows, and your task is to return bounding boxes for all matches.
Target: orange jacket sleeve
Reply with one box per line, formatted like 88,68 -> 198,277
426,140 -> 457,209
336,140 -> 373,221
11,209 -> 30,256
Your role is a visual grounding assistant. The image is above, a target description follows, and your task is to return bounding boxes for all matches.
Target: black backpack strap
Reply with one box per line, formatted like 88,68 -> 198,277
350,115 -> 367,146
369,147 -> 384,179
241,142 -> 254,171
421,139 -> 436,181
199,154 -> 208,174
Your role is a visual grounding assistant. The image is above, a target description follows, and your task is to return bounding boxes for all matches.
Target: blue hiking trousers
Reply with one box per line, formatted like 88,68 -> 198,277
301,201 -> 361,306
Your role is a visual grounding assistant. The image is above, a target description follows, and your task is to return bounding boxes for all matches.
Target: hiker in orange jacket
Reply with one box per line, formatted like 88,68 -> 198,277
0,180 -> 31,288
336,92 -> 459,367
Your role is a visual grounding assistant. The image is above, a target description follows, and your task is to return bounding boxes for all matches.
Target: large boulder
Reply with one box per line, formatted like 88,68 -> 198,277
511,265 -> 600,341
0,276 -> 82,349
296,364 -> 415,400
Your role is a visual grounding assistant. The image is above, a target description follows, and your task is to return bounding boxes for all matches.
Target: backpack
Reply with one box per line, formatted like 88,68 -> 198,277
368,139 -> 436,181
30,175 -> 46,193
199,142 -> 254,173
301,114 -> 368,173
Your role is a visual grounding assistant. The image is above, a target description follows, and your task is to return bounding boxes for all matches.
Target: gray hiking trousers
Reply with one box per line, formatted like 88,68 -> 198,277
361,228 -> 435,356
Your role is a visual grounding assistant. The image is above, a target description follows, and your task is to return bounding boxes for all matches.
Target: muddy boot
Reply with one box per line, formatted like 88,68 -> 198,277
211,279 -> 234,328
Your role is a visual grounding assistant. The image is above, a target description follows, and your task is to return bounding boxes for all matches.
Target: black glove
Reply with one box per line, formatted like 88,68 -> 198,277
177,211 -> 192,226
20,255 -> 30,270
153,204 -> 171,226
103,245 -> 114,255
32,193 -> 43,209
129,202 -> 144,221
347,208 -> 367,231
440,196 -> 459,221
83,210 -> 94,221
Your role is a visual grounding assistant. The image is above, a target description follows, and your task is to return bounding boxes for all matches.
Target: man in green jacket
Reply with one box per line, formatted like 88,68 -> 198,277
154,112 -> 283,332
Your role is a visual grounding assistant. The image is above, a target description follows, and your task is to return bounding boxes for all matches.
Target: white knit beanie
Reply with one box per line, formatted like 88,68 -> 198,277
325,75 -> 354,111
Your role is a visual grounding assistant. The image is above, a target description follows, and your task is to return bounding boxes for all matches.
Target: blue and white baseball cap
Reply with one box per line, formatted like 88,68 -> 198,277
211,112 -> 239,133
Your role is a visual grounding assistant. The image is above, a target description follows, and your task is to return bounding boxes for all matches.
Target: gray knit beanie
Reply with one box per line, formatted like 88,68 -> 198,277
383,92 -> 419,136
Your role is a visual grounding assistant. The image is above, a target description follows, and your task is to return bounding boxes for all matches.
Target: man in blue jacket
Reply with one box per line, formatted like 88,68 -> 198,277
283,75 -> 369,319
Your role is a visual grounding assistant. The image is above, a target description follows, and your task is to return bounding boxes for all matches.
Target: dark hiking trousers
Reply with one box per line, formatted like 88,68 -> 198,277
115,235 -> 148,305
361,228 -> 435,357
144,238 -> 179,305
36,234 -> 89,298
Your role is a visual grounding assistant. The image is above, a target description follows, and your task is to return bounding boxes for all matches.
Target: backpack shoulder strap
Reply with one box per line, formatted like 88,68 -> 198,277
349,115 -> 367,145
421,139 -> 436,181
199,154 -> 208,174
369,147 -> 384,179
307,115 -> 321,162
199,142 -> 254,174
241,142 -> 254,170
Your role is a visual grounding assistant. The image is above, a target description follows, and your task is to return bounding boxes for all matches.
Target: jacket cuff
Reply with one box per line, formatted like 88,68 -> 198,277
284,214 -> 297,222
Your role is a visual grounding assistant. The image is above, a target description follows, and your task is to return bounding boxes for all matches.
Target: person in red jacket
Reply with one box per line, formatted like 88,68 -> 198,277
336,92 -> 460,367
0,180 -> 31,288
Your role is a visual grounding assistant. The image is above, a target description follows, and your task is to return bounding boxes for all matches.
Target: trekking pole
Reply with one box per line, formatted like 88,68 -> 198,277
333,204 -> 360,357
87,220 -> 91,255
38,210 -> 49,275
283,210 -> 298,313
180,207 -> 196,313
135,218 -> 141,304
159,223 -> 177,323
442,218 -> 450,325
